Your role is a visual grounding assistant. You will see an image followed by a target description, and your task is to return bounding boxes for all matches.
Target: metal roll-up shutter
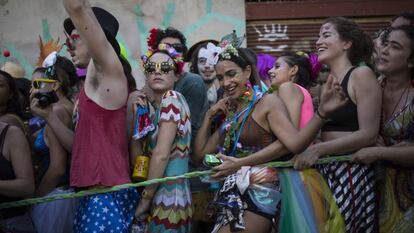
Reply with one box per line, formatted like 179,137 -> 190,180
247,17 -> 390,57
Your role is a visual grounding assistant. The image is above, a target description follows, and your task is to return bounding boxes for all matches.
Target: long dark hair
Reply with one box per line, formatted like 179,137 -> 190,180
324,17 -> 374,66
0,70 -> 24,118
119,55 -> 137,91
279,52 -> 315,89
217,47 -> 261,86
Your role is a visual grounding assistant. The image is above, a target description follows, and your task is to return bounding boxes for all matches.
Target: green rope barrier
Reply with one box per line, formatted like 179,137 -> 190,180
0,155 -> 351,209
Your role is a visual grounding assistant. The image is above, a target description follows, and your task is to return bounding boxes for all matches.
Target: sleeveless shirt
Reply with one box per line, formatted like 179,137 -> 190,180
70,88 -> 130,187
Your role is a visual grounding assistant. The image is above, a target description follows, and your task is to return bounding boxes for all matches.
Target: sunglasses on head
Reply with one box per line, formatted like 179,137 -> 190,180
65,34 -> 81,50
32,79 -> 57,89
165,43 -> 185,53
144,61 -> 176,74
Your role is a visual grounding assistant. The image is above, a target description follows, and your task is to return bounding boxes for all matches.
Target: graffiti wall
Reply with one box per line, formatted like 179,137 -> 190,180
0,0 -> 245,87
247,18 -> 390,58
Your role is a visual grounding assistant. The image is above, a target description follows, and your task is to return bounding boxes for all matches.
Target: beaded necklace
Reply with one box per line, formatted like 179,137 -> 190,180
221,85 -> 263,157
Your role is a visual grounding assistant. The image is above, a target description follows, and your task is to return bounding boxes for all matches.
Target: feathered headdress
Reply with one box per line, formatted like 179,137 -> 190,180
200,30 -> 246,65
147,28 -> 159,51
36,36 -> 63,67
296,51 -> 322,81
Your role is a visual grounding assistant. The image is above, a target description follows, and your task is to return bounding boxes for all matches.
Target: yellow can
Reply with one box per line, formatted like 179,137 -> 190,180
132,155 -> 150,181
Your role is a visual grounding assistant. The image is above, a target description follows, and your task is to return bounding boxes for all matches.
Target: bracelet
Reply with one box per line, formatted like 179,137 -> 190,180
316,108 -> 330,121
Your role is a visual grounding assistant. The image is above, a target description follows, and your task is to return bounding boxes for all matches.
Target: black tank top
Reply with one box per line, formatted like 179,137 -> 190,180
0,125 -> 14,180
0,124 -> 27,219
322,67 -> 359,131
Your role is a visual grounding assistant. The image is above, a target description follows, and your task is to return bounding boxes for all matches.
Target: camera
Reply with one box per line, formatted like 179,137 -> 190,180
34,91 -> 58,108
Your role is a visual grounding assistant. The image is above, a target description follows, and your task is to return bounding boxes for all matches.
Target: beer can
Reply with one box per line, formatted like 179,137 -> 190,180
132,155 -> 149,181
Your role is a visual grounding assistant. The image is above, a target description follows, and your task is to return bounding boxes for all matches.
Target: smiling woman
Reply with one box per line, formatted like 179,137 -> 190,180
193,42 -> 349,233
293,17 -> 382,233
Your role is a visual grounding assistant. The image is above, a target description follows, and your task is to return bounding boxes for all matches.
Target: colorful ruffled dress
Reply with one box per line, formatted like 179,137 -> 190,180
147,90 -> 193,232
379,94 -> 414,233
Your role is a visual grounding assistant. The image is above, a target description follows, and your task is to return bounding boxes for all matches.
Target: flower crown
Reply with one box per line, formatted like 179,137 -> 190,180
200,30 -> 246,65
141,43 -> 184,74
147,28 -> 159,50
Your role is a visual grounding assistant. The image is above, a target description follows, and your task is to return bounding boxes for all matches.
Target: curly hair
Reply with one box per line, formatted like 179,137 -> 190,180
0,70 -> 24,118
324,17 -> 374,66
392,11 -> 414,26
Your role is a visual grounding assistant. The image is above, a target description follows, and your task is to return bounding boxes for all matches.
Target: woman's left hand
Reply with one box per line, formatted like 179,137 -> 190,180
134,198 -> 151,219
293,145 -> 322,170
211,154 -> 241,179
351,147 -> 380,165
319,74 -> 348,117
30,96 -> 53,119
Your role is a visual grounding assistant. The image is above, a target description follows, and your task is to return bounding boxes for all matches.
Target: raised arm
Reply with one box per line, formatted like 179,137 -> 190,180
63,0 -> 120,73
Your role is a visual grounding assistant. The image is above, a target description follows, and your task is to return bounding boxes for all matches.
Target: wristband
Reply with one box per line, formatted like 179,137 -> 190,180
316,108 -> 330,121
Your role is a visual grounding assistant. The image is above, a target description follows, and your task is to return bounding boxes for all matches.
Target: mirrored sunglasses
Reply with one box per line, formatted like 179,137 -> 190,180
144,62 -> 176,74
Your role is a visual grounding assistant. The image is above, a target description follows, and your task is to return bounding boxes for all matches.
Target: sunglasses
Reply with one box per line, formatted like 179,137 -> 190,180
165,43 -> 185,53
65,34 -> 81,50
144,61 -> 176,74
32,79 -> 57,89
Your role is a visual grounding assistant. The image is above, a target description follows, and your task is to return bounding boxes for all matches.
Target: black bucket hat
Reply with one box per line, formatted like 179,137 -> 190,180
63,7 -> 120,55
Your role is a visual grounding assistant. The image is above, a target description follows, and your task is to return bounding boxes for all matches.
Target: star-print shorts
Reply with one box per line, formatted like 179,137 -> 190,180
73,188 -> 140,233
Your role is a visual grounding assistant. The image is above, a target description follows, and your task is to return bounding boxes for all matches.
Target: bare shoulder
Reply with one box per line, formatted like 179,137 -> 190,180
0,114 -> 24,131
350,66 -> 381,92
259,93 -> 285,110
4,124 -> 25,143
351,66 -> 378,83
279,82 -> 303,99
279,82 -> 297,92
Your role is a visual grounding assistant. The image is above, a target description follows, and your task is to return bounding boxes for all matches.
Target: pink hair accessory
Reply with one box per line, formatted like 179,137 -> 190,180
308,53 -> 322,81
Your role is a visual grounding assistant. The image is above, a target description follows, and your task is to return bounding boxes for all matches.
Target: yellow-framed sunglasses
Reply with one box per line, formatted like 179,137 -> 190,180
32,78 -> 57,89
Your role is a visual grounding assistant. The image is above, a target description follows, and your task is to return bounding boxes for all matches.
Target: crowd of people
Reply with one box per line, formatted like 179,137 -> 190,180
0,0 -> 413,233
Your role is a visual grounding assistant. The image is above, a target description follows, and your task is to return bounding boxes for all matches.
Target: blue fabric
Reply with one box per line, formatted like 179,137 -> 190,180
73,188 -> 140,233
34,127 -> 49,155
